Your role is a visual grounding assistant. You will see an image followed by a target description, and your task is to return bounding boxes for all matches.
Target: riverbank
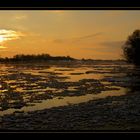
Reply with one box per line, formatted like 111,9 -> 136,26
1,89 -> 140,131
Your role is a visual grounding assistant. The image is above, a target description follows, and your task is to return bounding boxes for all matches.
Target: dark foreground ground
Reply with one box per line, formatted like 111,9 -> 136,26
1,90 -> 140,131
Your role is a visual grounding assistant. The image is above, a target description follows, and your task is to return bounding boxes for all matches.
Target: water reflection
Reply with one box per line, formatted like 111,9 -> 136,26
0,61 -> 139,116
0,87 -> 126,116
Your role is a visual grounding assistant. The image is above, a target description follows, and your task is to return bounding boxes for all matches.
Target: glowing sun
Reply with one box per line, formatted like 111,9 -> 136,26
0,36 -> 5,43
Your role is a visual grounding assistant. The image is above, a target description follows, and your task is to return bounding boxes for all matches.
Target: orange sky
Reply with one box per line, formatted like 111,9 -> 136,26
0,10 -> 140,60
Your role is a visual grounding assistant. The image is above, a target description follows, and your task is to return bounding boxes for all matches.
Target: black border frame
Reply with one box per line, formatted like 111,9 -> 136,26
0,0 -> 140,134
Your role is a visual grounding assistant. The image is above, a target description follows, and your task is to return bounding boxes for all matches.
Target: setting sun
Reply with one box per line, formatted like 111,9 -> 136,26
0,29 -> 23,44
0,10 -> 139,60
0,36 -> 5,43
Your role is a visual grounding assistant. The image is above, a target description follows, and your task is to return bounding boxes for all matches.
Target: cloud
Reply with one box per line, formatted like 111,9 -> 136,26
100,41 -> 124,48
53,39 -> 64,43
0,29 -> 24,43
53,32 -> 102,44
49,10 -> 64,13
15,15 -> 27,20
73,32 -> 102,41
82,41 -> 125,53
0,45 -> 7,49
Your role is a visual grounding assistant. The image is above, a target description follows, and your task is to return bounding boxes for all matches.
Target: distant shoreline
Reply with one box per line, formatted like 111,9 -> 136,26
0,54 -> 125,63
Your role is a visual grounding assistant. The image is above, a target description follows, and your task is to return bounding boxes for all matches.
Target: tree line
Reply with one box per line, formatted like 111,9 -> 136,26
0,54 -> 75,62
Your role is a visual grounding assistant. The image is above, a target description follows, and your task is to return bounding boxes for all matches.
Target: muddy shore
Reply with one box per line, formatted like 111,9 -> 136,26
1,89 -> 140,131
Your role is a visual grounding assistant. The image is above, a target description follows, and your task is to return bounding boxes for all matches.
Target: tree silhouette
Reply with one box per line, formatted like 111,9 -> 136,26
0,53 -> 75,62
123,29 -> 140,65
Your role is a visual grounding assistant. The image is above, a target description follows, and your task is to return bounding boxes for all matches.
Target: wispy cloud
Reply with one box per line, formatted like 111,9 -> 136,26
0,45 -> 7,49
82,40 -> 124,53
0,29 -> 24,43
53,32 -> 102,44
15,15 -> 27,20
0,29 -> 25,49
72,32 -> 102,42
49,10 -> 64,13
100,40 -> 124,47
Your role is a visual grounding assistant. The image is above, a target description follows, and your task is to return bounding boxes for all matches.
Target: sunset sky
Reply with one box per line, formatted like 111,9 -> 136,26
0,10 -> 140,60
